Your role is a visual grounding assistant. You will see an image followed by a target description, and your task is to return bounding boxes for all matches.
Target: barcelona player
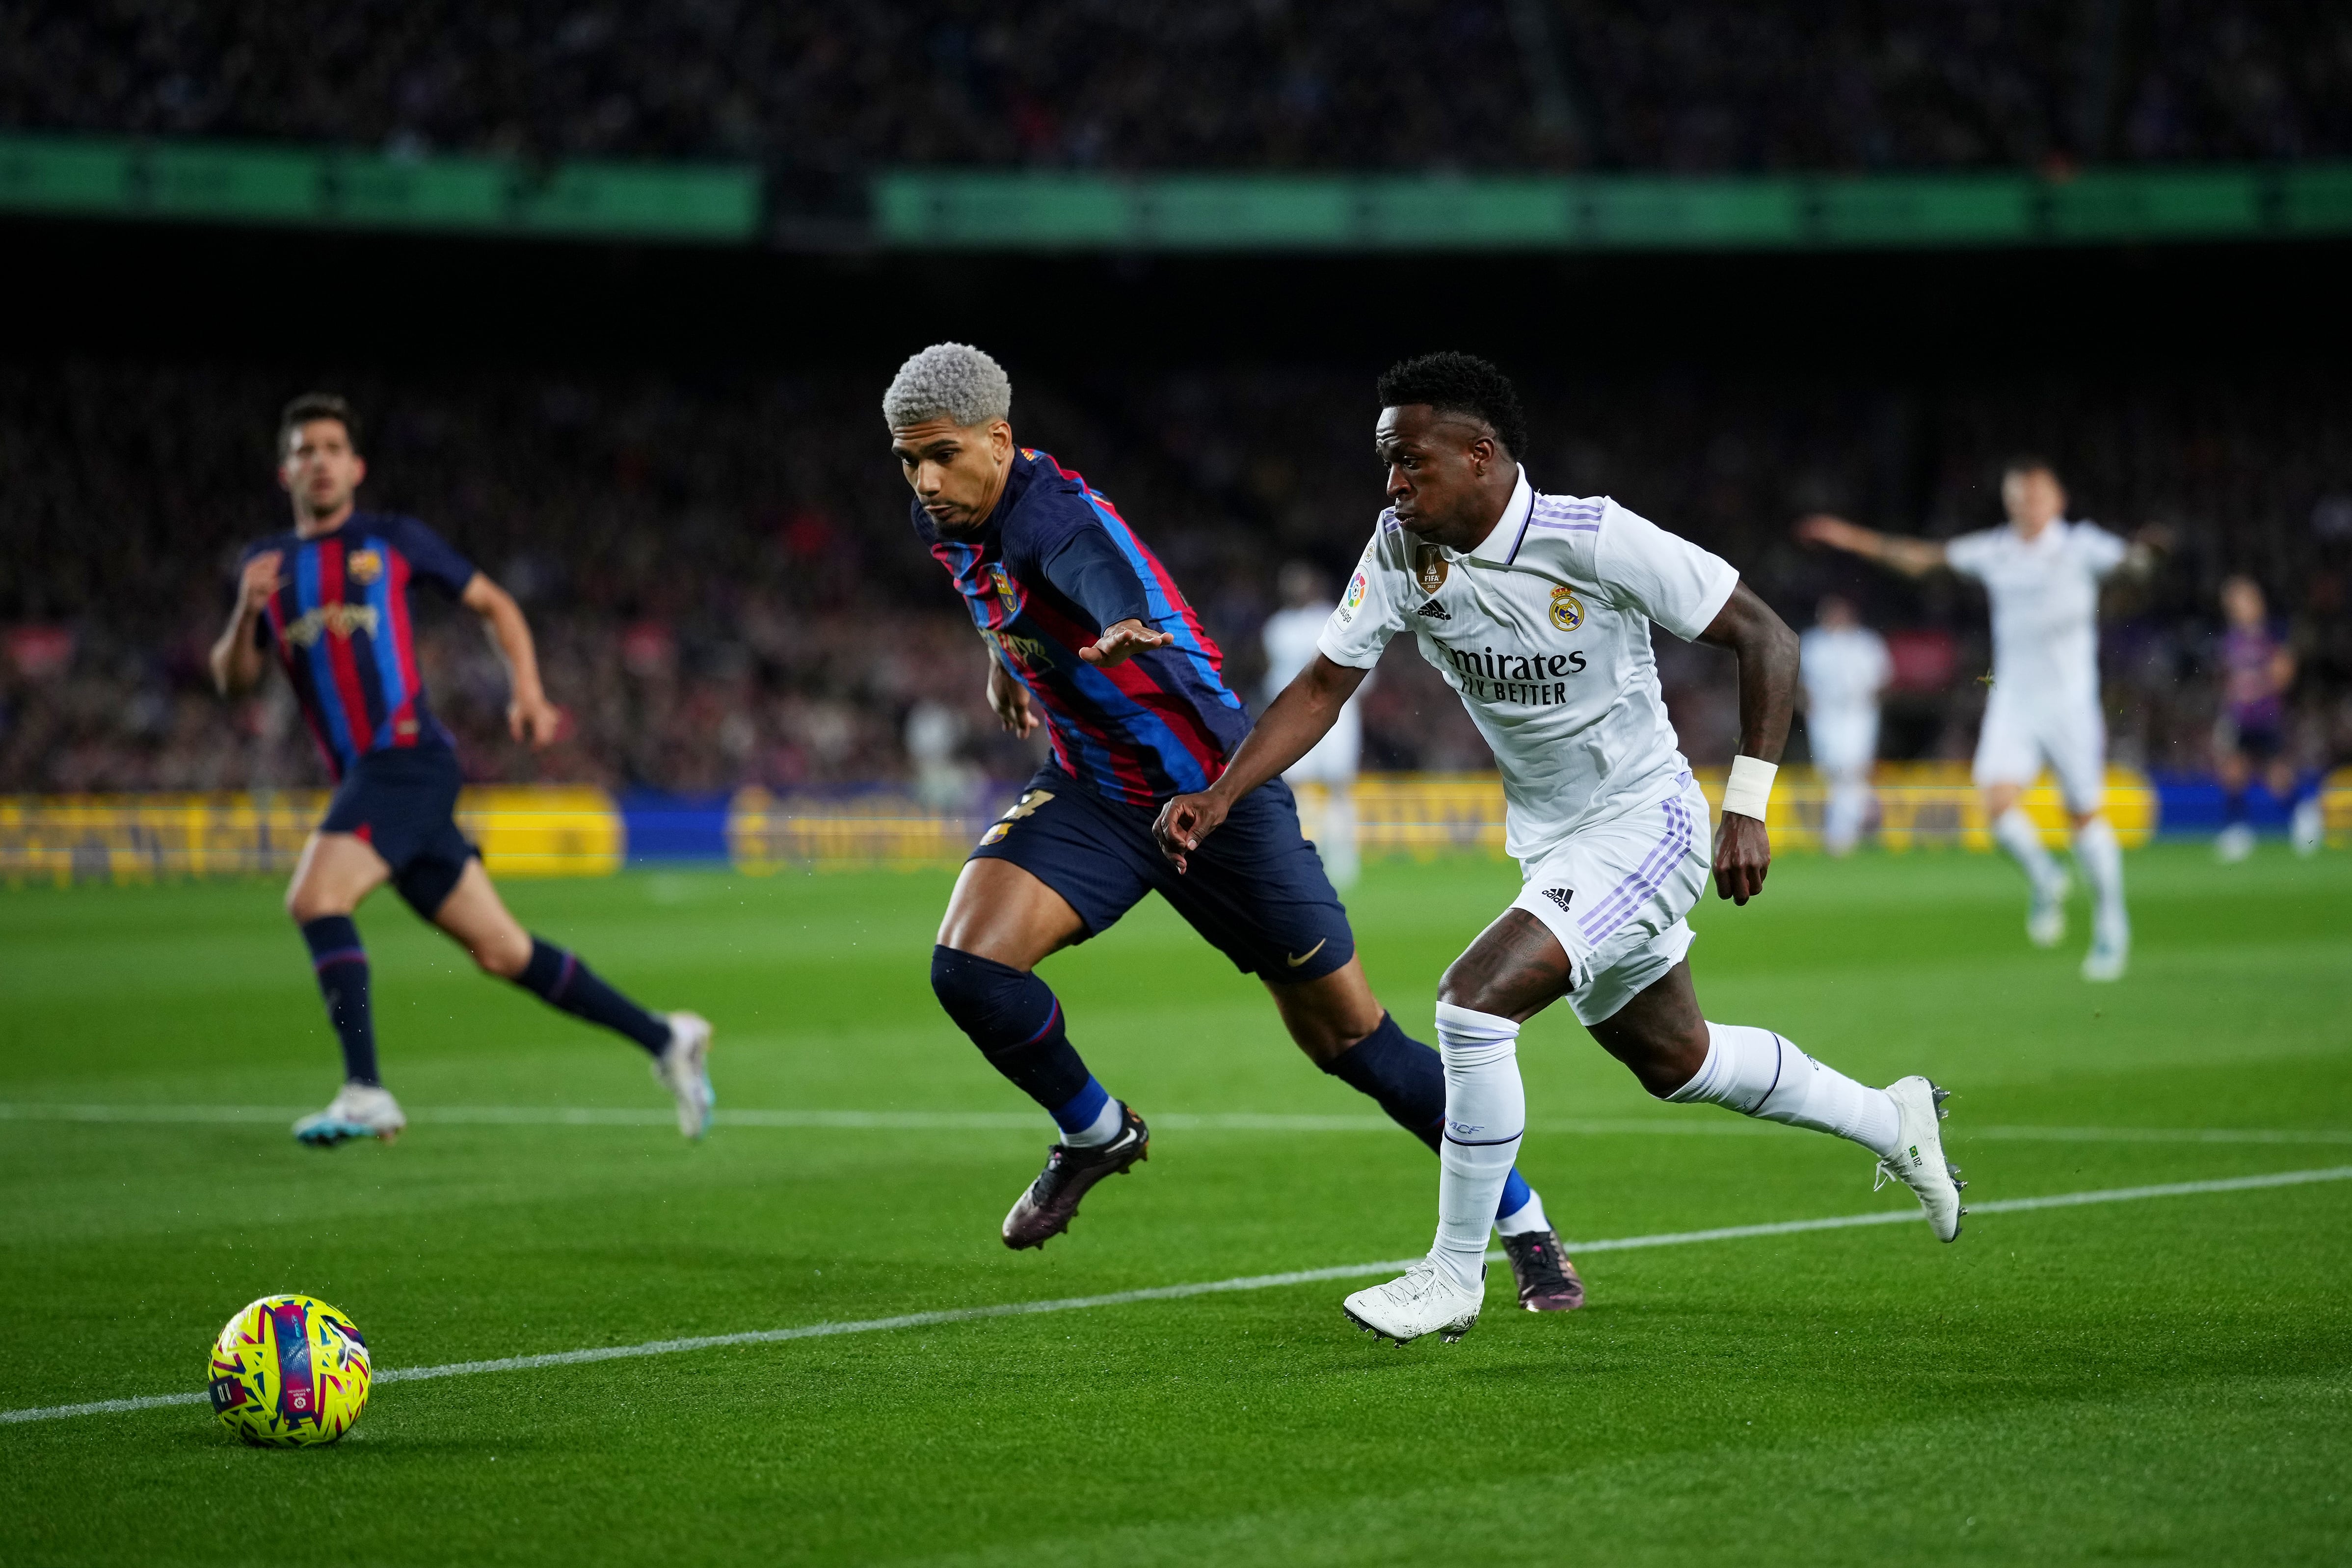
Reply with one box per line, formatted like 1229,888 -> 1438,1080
885,344 -> 1582,1311
209,394 -> 713,1147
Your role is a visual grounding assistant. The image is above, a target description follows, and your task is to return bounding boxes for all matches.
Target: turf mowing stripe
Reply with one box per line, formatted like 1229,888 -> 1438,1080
6,1164 -> 2349,1430
6,1101 -> 2352,1143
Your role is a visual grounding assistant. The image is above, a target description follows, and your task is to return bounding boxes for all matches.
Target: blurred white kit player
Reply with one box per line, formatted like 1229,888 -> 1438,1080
1798,596 -> 1891,855
1800,460 -> 2163,981
1263,562 -> 1367,888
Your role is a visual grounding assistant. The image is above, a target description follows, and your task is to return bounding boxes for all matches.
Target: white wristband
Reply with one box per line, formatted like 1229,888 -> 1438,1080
1722,755 -> 1777,822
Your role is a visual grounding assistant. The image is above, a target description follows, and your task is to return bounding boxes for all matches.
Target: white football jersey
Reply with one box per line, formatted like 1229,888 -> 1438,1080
1798,625 -> 1892,719
1317,469 -> 1738,858
1263,601 -> 1365,783
1944,520 -> 2127,707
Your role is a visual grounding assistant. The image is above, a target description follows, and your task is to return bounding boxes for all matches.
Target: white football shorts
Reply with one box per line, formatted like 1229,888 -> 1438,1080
1282,702 -> 1362,787
1807,705 -> 1879,779
1508,772 -> 1709,1026
1972,690 -> 2106,814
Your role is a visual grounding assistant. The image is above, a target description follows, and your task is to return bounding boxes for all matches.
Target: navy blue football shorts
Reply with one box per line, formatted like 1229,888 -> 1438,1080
968,764 -> 1356,983
320,747 -> 478,918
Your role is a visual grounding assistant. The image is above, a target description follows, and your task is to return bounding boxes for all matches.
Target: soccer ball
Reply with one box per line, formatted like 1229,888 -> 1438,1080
206,1294 -> 371,1447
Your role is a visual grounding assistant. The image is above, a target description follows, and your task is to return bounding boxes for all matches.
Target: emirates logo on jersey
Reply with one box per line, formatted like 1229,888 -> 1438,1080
1549,586 -> 1585,632
1414,544 -> 1449,595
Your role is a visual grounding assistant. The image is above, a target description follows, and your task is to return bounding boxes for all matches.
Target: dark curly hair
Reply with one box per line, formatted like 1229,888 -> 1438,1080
1375,352 -> 1526,459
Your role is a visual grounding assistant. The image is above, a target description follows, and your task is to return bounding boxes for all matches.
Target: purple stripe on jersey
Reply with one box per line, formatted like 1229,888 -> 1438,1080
1576,797 -> 1697,946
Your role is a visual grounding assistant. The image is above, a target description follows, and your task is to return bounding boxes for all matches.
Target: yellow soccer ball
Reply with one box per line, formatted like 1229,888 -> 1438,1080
206,1295 -> 371,1447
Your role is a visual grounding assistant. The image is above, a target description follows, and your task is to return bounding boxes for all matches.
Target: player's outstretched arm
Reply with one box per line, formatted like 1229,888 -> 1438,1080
985,658 -> 1040,738
1152,654 -> 1368,872
460,573 -> 562,748
1695,582 -> 1800,905
209,551 -> 283,697
1794,513 -> 1948,577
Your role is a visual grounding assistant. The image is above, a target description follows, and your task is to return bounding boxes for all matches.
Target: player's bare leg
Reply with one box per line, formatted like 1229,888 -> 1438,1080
1983,781 -> 2071,949
934,858 -> 1148,1248
286,832 -> 406,1145
432,859 -> 712,1137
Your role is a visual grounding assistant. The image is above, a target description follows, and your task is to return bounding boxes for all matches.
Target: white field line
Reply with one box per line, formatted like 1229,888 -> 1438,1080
6,1163 -> 2349,1429
4,1100 -> 2352,1145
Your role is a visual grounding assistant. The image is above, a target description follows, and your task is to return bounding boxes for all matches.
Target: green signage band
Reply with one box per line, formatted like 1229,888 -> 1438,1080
872,164 -> 2352,251
0,134 -> 761,242
2,133 -> 2348,250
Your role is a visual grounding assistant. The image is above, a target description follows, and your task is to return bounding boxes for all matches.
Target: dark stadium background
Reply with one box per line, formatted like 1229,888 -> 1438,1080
3,1 -> 2348,829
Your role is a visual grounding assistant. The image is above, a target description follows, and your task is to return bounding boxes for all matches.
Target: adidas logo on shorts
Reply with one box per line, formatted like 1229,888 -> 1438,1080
1412,598 -> 1450,620
1540,887 -> 1573,912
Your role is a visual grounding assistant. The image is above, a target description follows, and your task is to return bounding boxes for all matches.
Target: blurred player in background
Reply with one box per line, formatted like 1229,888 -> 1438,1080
887,345 -> 1579,1309
1262,562 -> 1366,888
1160,354 -> 1963,1345
210,395 -> 714,1146
1798,460 -> 2164,981
1798,595 -> 1891,856
2214,575 -> 2321,860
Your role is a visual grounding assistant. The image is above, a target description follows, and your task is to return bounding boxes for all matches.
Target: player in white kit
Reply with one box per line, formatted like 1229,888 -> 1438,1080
1263,563 -> 1367,888
1156,354 -> 1965,1344
1798,460 -> 2162,981
1799,596 -> 1892,855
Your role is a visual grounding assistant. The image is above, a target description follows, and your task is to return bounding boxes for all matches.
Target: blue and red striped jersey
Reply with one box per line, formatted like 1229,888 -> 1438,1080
239,513 -> 478,780
915,448 -> 1251,805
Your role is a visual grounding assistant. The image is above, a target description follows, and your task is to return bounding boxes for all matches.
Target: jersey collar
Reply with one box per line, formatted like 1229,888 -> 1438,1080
1466,466 -> 1536,565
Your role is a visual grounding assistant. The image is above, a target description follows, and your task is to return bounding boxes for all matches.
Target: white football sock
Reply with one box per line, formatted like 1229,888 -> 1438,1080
1668,1023 -> 1902,1160
2071,816 -> 2127,930
1992,806 -> 2062,895
1431,1002 -> 1525,1292
1823,772 -> 1869,855
1320,788 -> 1360,890
1494,1190 -> 1550,1237
1063,1096 -> 1124,1148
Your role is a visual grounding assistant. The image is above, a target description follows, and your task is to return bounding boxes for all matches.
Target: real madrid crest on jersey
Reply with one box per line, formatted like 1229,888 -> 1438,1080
1550,586 -> 1584,632
1414,543 -> 1449,595
347,549 -> 383,587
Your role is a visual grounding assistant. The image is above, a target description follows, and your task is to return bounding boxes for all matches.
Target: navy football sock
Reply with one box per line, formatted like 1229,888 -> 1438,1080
1326,1012 -> 1537,1222
516,938 -> 670,1055
931,946 -> 1098,1116
299,916 -> 379,1086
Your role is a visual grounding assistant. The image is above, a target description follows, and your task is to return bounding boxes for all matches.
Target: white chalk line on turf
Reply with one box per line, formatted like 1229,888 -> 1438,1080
7,1163 -> 2350,1430
5,1101 -> 2352,1145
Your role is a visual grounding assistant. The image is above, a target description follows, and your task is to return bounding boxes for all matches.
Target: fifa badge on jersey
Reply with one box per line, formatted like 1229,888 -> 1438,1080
347,549 -> 383,586
1414,544 -> 1449,595
1549,586 -> 1585,632
1340,570 -> 1368,622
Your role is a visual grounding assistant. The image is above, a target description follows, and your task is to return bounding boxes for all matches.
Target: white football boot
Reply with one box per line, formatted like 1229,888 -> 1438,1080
2291,797 -> 2323,858
653,1011 -> 715,1139
1342,1258 -> 1485,1345
2080,910 -> 2130,983
2025,870 -> 2070,949
1874,1076 -> 1965,1242
293,1083 -> 407,1147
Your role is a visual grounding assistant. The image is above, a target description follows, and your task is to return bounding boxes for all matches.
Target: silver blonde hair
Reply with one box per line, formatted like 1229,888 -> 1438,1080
882,342 -> 1013,429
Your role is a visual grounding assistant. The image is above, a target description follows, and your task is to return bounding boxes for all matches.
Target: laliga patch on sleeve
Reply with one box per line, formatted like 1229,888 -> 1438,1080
1338,570 -> 1369,623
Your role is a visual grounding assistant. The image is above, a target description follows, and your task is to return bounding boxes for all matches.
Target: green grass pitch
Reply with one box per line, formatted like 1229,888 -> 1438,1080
3,842 -> 2349,1565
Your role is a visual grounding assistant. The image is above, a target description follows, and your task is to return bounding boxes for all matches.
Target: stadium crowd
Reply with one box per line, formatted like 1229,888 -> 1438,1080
2,355 -> 2347,798
2,1 -> 2346,182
